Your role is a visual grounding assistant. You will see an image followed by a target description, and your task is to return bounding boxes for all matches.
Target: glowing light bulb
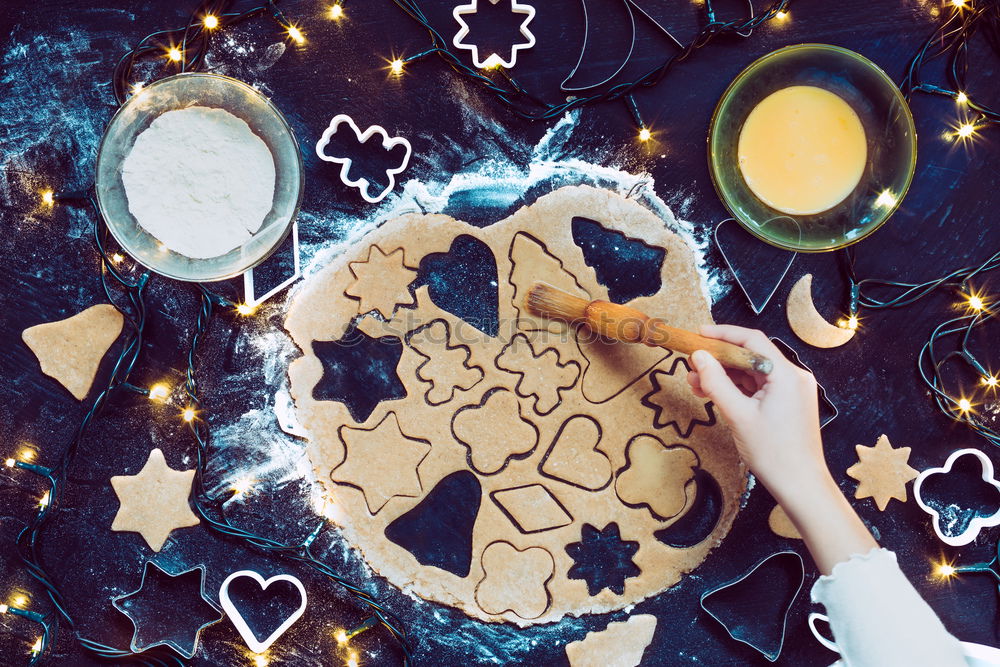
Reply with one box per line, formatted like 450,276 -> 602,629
21,449 -> 34,462
956,123 -> 976,139
968,294 -> 984,311
39,491 -> 50,508
236,303 -> 256,316
844,315 -> 859,331
203,15 -> 219,29
148,383 -> 170,401
951,0 -> 966,7
31,638 -> 42,656
874,190 -> 896,208
182,407 -> 196,422
231,478 -> 254,495
330,4 -> 344,19
111,252 -> 124,264
131,82 -> 144,95
346,654 -> 359,667
252,654 -> 269,667
957,398 -> 972,413
390,59 -> 405,75
13,595 -> 27,607
775,10 -> 788,19
287,26 -> 305,44
167,47 -> 183,62
638,128 -> 652,142
937,563 -> 956,578
4,458 -> 15,468
0,604 -> 7,613
984,375 -> 999,388
41,190 -> 54,206
335,629 -> 348,644
956,91 -> 968,104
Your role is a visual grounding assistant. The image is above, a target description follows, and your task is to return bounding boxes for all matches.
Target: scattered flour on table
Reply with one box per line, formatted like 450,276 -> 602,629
122,106 -> 275,259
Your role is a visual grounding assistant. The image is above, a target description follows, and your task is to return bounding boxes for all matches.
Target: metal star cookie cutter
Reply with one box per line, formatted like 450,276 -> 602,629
453,0 -> 536,69
243,220 -> 300,308
913,448 -> 1000,547
315,114 -> 412,204
219,570 -> 308,654
699,550 -> 805,662
561,0 -> 683,92
713,218 -> 798,315
768,337 -> 840,429
112,561 -> 223,659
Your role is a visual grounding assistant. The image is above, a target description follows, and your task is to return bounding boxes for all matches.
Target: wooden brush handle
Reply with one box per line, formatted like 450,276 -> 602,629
584,301 -> 773,375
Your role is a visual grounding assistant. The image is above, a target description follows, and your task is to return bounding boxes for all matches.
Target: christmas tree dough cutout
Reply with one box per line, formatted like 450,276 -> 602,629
111,448 -> 200,551
22,304 -> 124,400
565,614 -> 658,667
846,434 -> 919,511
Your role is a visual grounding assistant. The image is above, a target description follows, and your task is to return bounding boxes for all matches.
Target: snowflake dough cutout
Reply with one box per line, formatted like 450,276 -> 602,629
846,434 -> 919,511
453,0 -> 537,69
345,245 -> 417,318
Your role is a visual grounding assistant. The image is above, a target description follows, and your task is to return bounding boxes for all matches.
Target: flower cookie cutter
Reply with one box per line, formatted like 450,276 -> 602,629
315,114 -> 412,204
453,0 -> 536,69
219,569 -> 308,654
913,448 -> 1000,547
700,550 -> 805,662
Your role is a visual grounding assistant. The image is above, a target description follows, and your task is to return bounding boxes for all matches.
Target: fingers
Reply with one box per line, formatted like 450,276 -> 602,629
690,350 -> 753,420
687,370 -> 709,399
700,324 -> 784,359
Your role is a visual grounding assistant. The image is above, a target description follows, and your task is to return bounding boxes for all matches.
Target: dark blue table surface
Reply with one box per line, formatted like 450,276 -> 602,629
1,1 -> 999,665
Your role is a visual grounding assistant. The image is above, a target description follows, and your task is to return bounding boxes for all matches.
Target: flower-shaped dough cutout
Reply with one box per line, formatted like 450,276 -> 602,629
453,0 -> 536,69
475,541 -> 554,619
640,364 -> 716,437
334,412 -> 431,514
345,244 -> 417,319
452,388 -> 538,474
845,434 -> 919,511
914,448 -> 1000,547
615,435 -> 698,520
566,523 -> 640,596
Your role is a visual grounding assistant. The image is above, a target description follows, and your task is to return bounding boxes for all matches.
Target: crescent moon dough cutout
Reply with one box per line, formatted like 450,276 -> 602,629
786,274 -> 856,348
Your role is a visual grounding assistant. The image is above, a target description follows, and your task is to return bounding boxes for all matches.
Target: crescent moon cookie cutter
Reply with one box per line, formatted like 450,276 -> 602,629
699,550 -> 805,662
315,114 -> 412,204
913,448 -> 1000,547
453,0 -> 536,69
219,569 -> 308,654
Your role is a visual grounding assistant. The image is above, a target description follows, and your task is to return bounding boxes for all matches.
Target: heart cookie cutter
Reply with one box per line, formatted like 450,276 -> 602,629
713,218 -> 798,315
219,570 -> 308,654
700,550 -> 805,662
315,114 -> 412,204
453,0 -> 536,69
913,448 -> 1000,547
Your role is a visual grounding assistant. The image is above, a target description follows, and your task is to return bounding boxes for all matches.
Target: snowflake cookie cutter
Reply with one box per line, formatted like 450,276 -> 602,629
699,550 -> 805,662
219,570 -> 308,654
913,448 -> 1000,547
315,114 -> 412,204
453,0 -> 536,69
112,561 -> 223,659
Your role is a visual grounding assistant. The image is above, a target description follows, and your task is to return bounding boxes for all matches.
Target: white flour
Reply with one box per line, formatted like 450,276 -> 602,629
121,106 -> 275,259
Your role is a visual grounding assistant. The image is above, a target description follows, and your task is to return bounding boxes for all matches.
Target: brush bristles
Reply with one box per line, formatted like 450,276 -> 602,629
525,283 -> 590,321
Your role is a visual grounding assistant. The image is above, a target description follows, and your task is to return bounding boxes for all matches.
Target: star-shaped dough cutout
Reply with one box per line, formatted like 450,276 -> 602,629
334,413 -> 431,514
846,434 -> 919,511
111,449 -> 200,551
344,245 -> 417,319
453,0 -> 536,69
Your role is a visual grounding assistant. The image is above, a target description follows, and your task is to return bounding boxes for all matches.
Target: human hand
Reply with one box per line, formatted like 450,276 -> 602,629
686,324 -> 830,505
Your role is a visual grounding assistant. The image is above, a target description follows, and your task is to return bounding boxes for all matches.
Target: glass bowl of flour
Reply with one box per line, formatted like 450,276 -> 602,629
96,73 -> 303,282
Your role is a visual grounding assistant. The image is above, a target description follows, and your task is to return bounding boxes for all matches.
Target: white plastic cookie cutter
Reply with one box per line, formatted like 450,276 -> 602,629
315,114 -> 412,204
913,448 -> 1000,547
453,0 -> 536,69
219,570 -> 308,654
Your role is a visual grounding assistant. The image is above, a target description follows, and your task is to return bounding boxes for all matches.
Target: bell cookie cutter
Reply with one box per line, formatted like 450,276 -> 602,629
453,0 -> 536,69
913,448 -> 1000,547
112,561 -> 223,659
700,550 -> 805,662
219,569 -> 308,654
315,114 -> 412,204
769,337 -> 839,429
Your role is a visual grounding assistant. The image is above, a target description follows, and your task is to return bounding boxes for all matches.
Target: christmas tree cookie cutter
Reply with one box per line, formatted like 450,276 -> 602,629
453,0 -> 536,69
315,114 -> 412,204
913,448 -> 1000,547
